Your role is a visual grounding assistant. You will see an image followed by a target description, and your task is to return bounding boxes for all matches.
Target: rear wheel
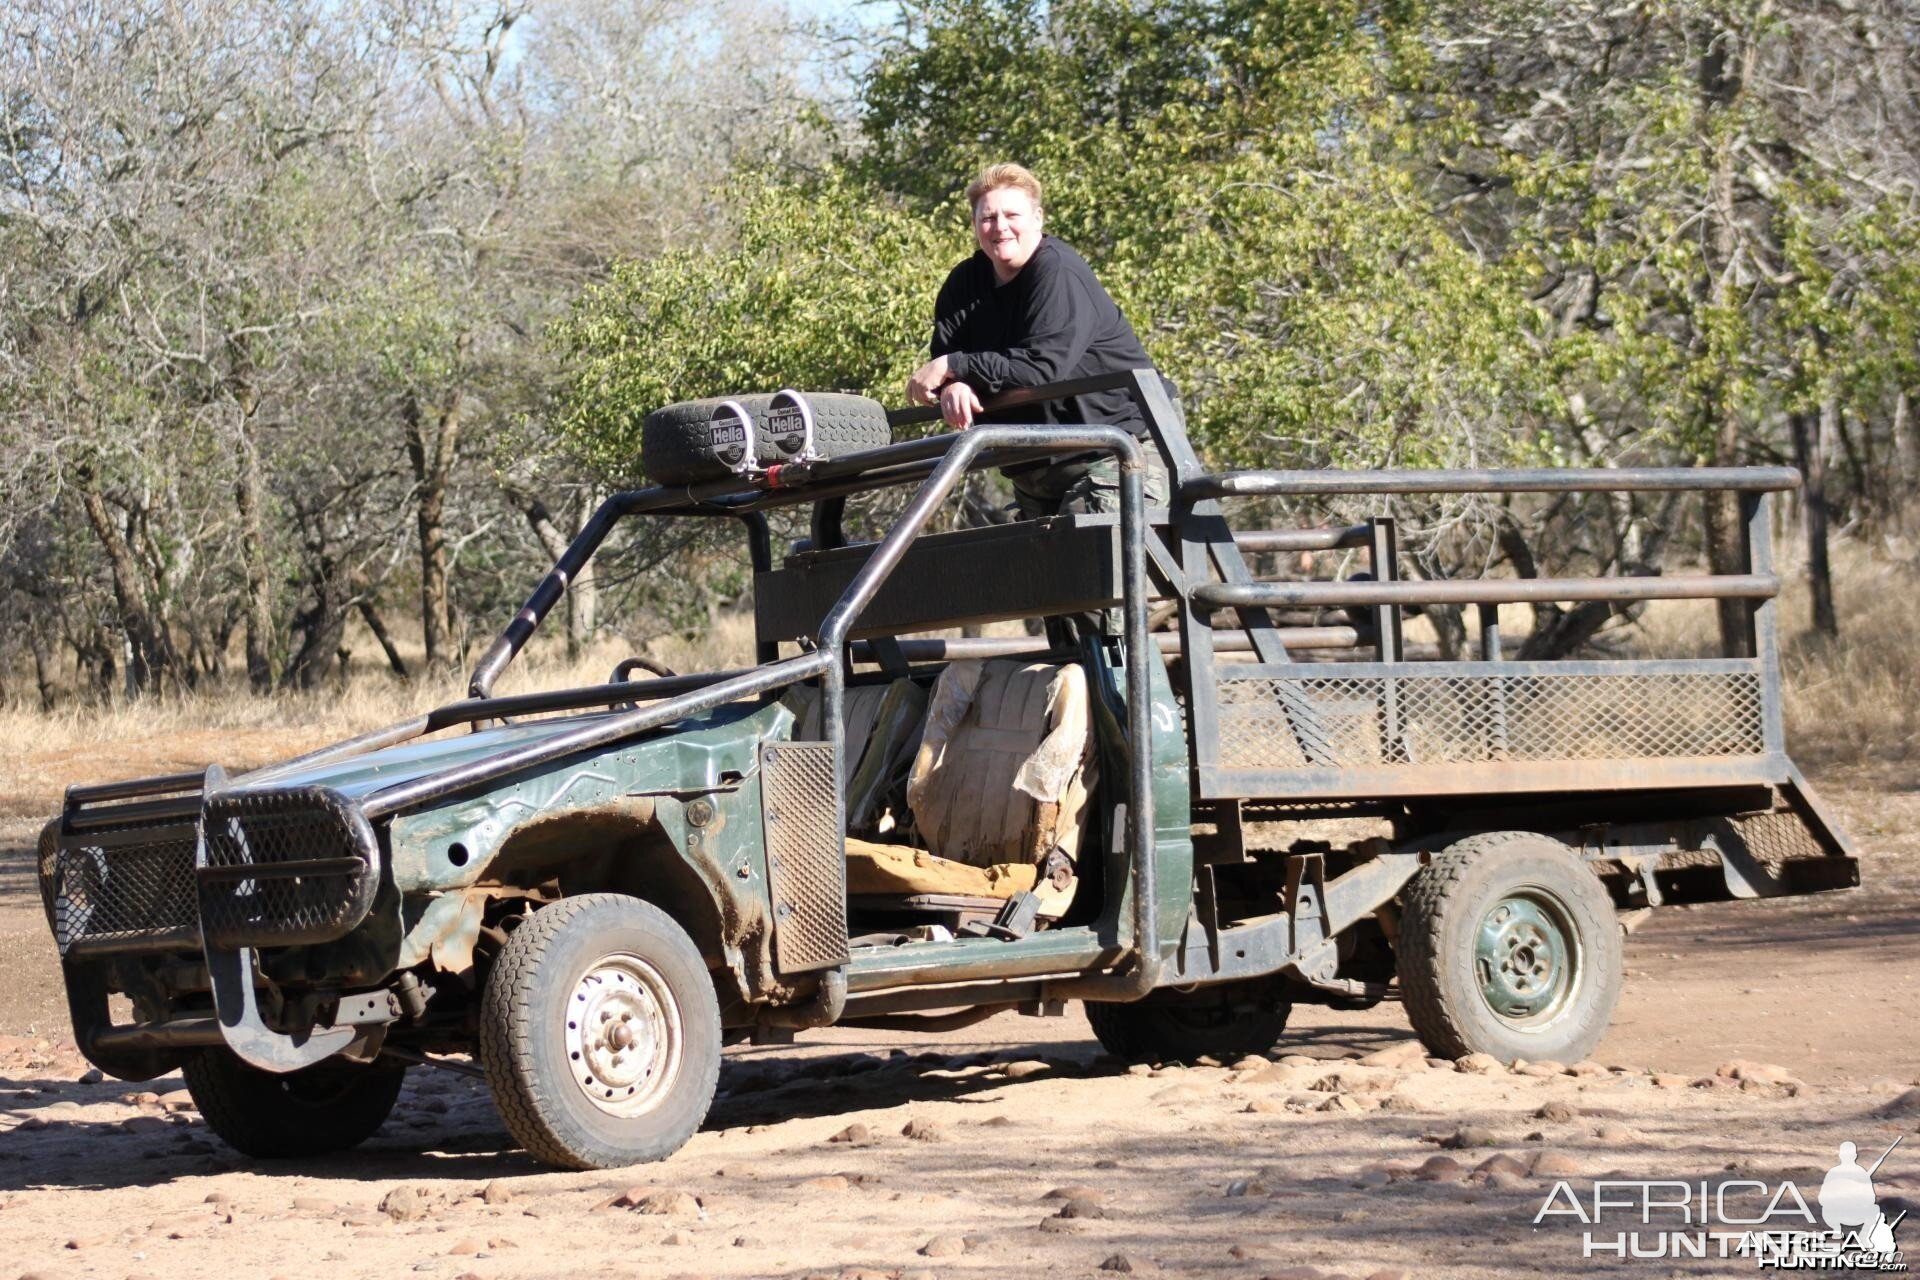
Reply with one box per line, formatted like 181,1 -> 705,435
1086,980 -> 1293,1063
1397,831 -> 1623,1063
478,894 -> 721,1170
183,1048 -> 405,1159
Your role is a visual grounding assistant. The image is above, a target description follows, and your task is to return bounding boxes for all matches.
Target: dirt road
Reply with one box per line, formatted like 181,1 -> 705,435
0,762 -> 1914,1279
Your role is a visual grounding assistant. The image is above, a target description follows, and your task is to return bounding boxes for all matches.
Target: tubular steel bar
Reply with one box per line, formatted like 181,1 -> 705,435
1187,466 -> 1801,500
64,795 -> 202,833
361,652 -> 833,819
845,627 -> 1368,665
1194,574 -> 1779,610
465,426 -> 1132,702
87,1016 -> 225,1052
362,422 -> 1166,1005
1234,526 -> 1371,553
1746,491 -> 1786,757
468,504 -> 769,700
849,637 -> 1062,663
424,669 -> 755,731
65,772 -> 205,807
885,370 -> 1144,428
812,424 -> 1161,1003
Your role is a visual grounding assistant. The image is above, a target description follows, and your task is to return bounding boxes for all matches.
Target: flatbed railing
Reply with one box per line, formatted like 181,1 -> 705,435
1179,465 -> 1793,801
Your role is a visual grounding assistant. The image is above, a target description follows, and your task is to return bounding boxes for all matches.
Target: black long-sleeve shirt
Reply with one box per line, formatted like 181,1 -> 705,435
930,235 -> 1153,435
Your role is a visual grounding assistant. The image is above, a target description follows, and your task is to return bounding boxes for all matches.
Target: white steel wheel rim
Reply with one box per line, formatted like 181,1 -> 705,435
562,951 -> 682,1119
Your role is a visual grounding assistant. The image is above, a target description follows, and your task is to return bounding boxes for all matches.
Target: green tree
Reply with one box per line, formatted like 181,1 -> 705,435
557,0 -> 1548,486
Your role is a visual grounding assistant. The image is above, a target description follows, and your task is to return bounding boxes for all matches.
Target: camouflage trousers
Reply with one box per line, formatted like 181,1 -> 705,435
1010,452 -> 1169,522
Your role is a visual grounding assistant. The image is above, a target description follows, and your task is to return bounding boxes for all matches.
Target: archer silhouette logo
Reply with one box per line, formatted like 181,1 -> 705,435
1531,1134 -> 1907,1270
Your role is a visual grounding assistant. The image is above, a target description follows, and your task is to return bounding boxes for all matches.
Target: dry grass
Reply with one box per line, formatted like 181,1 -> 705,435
1774,543 -> 1920,766
0,614 -> 766,818
1632,535 -> 1920,765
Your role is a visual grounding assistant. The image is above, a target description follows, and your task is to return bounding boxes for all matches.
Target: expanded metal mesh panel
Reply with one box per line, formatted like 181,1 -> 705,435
199,788 -> 379,948
1724,808 -> 1826,870
48,823 -> 199,953
1216,670 -> 1764,770
760,741 -> 850,974
37,820 -> 58,921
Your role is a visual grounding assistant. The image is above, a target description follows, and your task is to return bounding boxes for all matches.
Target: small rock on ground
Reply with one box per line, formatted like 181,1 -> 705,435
1442,1125 -> 1499,1149
636,1190 -> 701,1217
379,1187 -> 426,1223
1357,1040 -> 1430,1070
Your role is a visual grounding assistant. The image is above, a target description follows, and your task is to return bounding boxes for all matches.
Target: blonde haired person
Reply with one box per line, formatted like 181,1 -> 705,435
906,163 -> 1177,520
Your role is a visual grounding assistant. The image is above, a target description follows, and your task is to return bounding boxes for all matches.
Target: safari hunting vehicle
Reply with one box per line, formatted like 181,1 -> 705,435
39,372 -> 1860,1170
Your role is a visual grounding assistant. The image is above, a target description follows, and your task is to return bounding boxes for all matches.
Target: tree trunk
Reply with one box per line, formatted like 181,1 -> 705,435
1494,507 -> 1564,643
355,598 -> 410,678
404,388 -> 465,669
28,624 -> 58,710
1895,390 -> 1917,529
69,623 -> 116,701
75,466 -> 183,696
282,561 -> 352,691
1698,17 -> 1760,659
571,487 -> 600,648
235,430 -> 277,692
1791,408 -> 1838,637
516,488 -> 596,660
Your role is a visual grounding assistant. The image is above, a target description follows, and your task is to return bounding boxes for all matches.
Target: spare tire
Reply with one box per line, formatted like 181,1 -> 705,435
641,391 -> 892,486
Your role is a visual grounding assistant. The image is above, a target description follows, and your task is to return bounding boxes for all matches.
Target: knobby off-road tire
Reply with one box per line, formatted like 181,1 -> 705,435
478,893 -> 721,1170
641,392 -> 892,485
182,1048 -> 405,1159
1398,831 -> 1623,1064
1085,980 -> 1293,1064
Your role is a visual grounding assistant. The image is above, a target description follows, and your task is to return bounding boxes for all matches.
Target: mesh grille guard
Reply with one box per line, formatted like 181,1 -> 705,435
45,817 -> 200,955
196,786 -> 382,949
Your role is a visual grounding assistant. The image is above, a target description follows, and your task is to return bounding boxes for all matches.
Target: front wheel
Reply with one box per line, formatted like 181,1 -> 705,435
1397,831 -> 1623,1064
183,1048 -> 405,1159
478,894 -> 721,1170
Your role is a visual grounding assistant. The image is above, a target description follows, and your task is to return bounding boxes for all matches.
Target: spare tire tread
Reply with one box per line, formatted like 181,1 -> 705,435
641,392 -> 891,485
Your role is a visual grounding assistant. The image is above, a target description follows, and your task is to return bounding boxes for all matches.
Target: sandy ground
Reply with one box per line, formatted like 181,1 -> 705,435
0,757 -> 1915,1280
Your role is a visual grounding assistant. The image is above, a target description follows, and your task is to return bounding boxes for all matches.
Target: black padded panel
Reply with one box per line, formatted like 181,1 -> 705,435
756,515 -> 1122,643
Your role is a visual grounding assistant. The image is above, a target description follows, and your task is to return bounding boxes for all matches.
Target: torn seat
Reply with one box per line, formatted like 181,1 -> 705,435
846,658 -> 1096,921
785,677 -> 929,832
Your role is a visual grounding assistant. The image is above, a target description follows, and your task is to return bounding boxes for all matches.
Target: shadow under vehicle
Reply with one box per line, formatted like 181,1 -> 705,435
38,372 -> 1860,1169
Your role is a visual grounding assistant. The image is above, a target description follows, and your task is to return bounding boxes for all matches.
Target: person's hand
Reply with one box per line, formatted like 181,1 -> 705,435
940,380 -> 983,430
906,355 -> 951,406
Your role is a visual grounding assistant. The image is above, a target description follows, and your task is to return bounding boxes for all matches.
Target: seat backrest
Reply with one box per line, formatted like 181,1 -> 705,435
904,659 -> 1096,869
783,678 -> 928,830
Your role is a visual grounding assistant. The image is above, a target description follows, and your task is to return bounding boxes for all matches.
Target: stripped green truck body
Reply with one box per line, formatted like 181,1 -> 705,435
38,372 -> 1858,1167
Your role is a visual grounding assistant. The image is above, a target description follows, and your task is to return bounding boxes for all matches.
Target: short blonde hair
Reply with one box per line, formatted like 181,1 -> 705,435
965,163 -> 1043,216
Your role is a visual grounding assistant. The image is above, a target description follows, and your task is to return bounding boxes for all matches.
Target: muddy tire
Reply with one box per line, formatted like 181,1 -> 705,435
641,392 -> 892,485
1085,980 -> 1293,1063
1398,831 -> 1623,1064
183,1048 -> 405,1159
478,894 -> 721,1170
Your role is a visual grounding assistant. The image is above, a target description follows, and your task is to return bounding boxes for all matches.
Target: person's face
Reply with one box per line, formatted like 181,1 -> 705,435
973,186 -> 1043,281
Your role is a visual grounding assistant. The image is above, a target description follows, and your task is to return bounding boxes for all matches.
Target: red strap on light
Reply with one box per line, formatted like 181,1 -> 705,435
765,464 -> 784,489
